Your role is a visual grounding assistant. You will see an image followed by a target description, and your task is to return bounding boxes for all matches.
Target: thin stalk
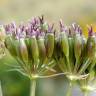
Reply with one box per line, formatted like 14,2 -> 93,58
83,91 -> 88,96
74,59 -> 78,73
0,82 -> 3,96
38,73 -> 68,78
66,57 -> 71,73
30,80 -> 36,96
66,81 -> 73,96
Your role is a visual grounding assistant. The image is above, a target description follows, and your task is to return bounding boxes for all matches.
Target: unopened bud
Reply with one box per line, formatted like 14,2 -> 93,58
25,38 -> 32,61
38,36 -> 46,63
45,33 -> 54,58
60,32 -> 69,57
5,37 -> 17,57
19,38 -> 28,63
87,35 -> 96,59
74,34 -> 82,61
68,37 -> 74,67
30,36 -> 39,63
87,25 -> 96,59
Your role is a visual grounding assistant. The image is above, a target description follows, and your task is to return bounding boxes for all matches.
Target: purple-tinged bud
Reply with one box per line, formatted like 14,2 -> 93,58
31,30 -> 37,37
59,21 -> 69,58
47,24 -> 54,33
59,19 -> 65,32
74,33 -> 82,72
30,35 -> 39,63
87,26 -> 96,59
10,21 -> 16,29
31,18 -> 37,25
19,39 -> 28,64
59,24 -> 70,71
60,31 -> 69,57
25,26 -> 31,38
79,27 -> 82,36
4,24 -> 12,35
68,26 -> 75,37
39,15 -> 44,25
72,23 -> 76,30
45,32 -> 54,58
19,23 -> 25,32
74,33 -> 82,61
72,23 -> 78,31
37,35 -> 46,63
16,28 -> 24,39
87,25 -> 93,36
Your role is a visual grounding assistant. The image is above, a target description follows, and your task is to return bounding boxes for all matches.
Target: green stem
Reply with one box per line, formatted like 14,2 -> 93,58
30,80 -> 36,96
66,57 -> 71,73
66,82 -> 73,96
0,82 -> 3,96
84,92 -> 88,96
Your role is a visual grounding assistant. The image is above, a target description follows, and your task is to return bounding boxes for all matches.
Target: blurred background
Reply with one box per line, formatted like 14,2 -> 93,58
0,0 -> 96,96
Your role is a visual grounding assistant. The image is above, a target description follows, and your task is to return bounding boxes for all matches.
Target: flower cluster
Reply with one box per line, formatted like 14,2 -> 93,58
1,16 -> 96,80
4,16 -> 56,79
0,16 -> 96,96
54,21 -> 96,80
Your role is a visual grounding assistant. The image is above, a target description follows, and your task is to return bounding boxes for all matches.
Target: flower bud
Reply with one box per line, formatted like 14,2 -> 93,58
60,32 -> 69,57
25,38 -> 32,61
30,35 -> 39,63
37,36 -> 46,64
87,36 -> 96,59
53,36 -> 61,59
81,36 -> 87,57
19,38 -> 28,64
42,22 -> 48,32
74,34 -> 82,61
68,37 -> 75,68
5,37 -> 17,57
45,32 -> 54,58
87,26 -> 96,59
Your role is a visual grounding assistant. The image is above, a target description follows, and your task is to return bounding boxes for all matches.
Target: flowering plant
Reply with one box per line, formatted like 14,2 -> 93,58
0,16 -> 96,96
